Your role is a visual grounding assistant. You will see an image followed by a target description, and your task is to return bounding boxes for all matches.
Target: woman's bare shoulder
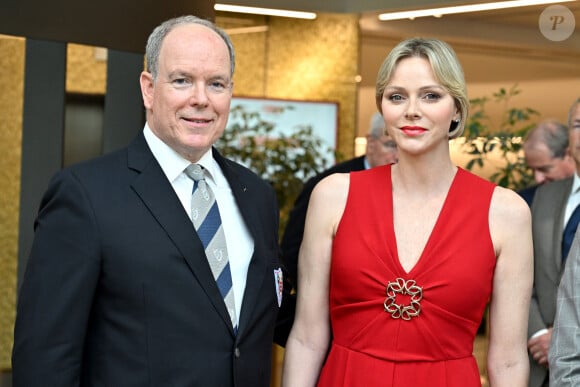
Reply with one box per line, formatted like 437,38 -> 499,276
308,172 -> 350,222
312,172 -> 350,199
489,186 -> 532,250
490,186 -> 531,223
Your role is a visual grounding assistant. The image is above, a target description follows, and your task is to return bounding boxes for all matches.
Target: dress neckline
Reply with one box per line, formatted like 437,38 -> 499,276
386,165 -> 463,276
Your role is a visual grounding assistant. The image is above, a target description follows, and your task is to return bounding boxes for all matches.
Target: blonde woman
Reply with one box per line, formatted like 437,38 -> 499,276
282,38 -> 532,387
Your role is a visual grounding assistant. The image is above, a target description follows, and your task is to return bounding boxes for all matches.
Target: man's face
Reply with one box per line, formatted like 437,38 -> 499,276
140,24 -> 233,163
524,141 -> 571,184
366,134 -> 398,168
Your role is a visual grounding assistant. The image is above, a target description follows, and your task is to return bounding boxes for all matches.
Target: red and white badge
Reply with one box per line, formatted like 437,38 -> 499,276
274,268 -> 283,307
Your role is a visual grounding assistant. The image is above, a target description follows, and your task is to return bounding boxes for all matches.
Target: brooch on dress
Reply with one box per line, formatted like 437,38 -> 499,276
384,277 -> 423,320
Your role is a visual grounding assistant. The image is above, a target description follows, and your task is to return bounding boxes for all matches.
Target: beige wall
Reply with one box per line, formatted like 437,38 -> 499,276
0,35 -> 24,370
223,13 -> 360,159
66,43 -> 107,94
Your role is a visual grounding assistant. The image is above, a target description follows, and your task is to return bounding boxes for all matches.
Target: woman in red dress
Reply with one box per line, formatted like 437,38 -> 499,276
282,38 -> 532,387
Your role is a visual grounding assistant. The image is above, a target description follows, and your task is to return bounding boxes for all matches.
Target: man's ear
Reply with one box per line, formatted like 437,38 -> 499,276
140,71 -> 154,109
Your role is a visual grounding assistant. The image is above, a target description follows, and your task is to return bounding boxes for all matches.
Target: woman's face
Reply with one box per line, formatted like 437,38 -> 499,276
380,56 -> 459,156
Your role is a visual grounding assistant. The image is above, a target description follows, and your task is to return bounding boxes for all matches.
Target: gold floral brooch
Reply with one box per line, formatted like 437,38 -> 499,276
384,277 -> 423,320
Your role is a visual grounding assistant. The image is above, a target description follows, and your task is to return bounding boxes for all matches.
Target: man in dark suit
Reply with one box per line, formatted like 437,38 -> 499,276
280,112 -> 398,287
517,120 -> 574,207
12,15 -> 293,386
527,102 -> 580,387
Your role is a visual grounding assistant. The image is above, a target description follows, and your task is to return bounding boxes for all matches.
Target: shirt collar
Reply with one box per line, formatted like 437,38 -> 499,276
143,123 -> 215,183
363,157 -> 370,170
572,172 -> 580,195
196,151 -> 220,183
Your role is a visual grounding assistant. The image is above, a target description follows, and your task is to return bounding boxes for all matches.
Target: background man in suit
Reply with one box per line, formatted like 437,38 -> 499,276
546,98 -> 580,387
12,15 -> 293,386
518,119 -> 574,206
280,112 -> 398,287
528,99 -> 580,387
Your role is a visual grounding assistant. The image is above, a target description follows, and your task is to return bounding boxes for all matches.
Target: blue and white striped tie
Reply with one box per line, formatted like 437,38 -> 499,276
185,164 -> 237,332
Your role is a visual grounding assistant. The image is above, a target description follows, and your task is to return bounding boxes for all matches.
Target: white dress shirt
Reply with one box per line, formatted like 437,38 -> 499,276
563,173 -> 580,228
143,124 -> 253,326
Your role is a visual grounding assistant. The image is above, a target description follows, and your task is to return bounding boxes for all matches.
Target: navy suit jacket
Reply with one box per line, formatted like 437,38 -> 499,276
517,184 -> 538,207
13,132 -> 294,387
280,155 -> 366,285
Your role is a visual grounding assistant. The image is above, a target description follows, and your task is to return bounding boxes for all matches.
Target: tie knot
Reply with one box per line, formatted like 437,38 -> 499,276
185,164 -> 205,182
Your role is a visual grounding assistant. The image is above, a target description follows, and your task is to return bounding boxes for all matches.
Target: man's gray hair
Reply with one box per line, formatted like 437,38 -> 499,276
145,15 -> 235,80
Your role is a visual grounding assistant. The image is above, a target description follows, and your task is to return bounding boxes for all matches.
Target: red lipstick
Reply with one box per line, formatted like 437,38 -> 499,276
401,126 -> 427,136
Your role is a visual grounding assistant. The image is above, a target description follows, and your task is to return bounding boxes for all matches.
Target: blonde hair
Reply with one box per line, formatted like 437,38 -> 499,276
375,38 -> 468,139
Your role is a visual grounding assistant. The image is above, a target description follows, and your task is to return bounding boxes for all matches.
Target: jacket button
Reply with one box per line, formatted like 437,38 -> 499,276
234,347 -> 241,358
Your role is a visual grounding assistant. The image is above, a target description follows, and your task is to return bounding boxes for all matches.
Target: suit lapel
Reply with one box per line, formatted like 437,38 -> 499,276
127,135 -> 235,333
550,178 -> 573,274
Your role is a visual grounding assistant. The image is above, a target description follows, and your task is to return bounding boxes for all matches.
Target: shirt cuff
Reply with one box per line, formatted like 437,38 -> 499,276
530,328 -> 549,339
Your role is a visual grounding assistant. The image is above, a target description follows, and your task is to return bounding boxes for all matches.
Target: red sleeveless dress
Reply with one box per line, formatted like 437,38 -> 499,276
317,165 -> 496,387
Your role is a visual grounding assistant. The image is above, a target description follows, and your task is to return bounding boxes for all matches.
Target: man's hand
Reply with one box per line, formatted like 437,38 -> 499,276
527,328 -> 552,367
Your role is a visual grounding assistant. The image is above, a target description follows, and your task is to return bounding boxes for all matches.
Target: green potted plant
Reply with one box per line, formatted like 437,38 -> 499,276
217,104 -> 337,234
462,85 -> 540,190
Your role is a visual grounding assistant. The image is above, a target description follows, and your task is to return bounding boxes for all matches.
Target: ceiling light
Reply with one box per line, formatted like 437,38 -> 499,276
224,26 -> 269,35
378,0 -> 576,21
215,4 -> 317,19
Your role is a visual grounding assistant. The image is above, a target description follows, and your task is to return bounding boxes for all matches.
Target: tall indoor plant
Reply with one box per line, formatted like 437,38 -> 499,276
462,85 -> 539,190
217,104 -> 336,233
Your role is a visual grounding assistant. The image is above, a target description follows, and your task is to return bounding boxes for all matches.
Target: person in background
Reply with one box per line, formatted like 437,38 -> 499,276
530,97 -> 580,387
518,120 -> 574,206
282,37 -> 532,387
549,227 -> 580,387
280,112 -> 398,287
12,15 -> 293,387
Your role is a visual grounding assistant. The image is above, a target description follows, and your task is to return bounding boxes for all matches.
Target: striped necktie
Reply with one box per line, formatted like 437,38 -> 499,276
185,164 -> 237,332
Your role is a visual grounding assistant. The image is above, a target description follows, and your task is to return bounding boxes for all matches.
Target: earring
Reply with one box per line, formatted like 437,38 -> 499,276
449,118 -> 461,136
